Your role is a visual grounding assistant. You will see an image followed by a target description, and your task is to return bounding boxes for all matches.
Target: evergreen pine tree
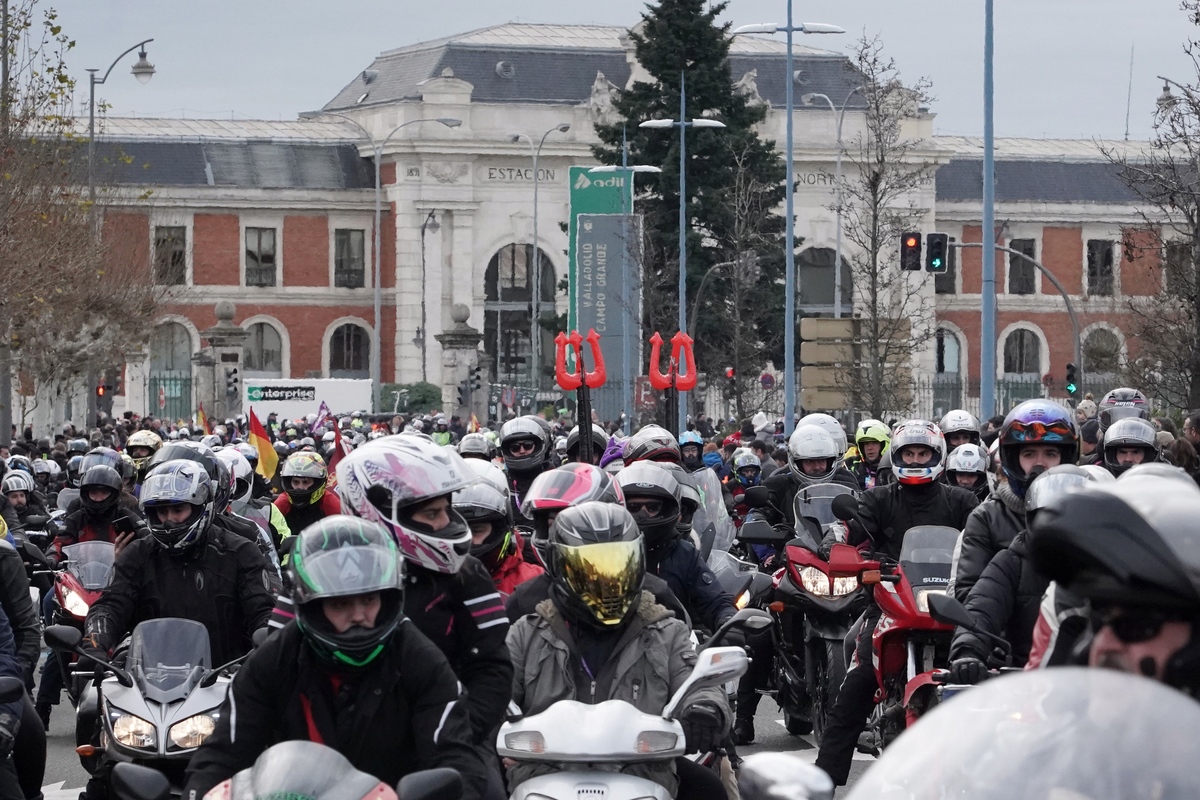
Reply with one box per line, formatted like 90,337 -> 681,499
593,0 -> 789,415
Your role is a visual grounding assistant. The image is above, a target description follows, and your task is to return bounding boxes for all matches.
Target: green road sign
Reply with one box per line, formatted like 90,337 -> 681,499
567,167 -> 634,334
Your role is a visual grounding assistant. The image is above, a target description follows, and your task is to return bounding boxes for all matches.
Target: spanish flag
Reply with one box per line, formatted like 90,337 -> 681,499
248,407 -> 279,480
467,413 -> 480,433
196,403 -> 213,435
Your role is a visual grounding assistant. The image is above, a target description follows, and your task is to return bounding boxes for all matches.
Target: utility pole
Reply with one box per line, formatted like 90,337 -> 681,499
0,0 -> 13,446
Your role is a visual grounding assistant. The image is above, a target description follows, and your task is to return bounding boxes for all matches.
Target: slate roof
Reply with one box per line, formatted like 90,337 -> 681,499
323,21 -> 864,112
935,159 -> 1139,204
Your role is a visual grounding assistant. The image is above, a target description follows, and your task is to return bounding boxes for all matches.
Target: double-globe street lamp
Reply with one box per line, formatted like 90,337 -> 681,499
511,124 -> 571,389
639,72 -> 726,434
323,114 -> 462,412
732,14 -> 843,434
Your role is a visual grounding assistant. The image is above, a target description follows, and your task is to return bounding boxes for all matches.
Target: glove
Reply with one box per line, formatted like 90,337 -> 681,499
720,627 -> 747,650
948,657 -> 989,685
680,701 -> 725,754
78,632 -> 108,674
0,712 -> 18,759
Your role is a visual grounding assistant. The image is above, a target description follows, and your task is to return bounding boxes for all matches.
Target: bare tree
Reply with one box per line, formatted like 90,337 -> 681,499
833,35 -> 938,419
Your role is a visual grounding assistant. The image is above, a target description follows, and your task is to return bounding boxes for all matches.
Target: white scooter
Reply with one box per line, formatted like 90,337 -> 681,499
498,608 -> 768,800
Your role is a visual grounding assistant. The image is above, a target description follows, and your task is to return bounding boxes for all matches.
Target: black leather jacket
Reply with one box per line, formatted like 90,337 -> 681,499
949,481 -> 1025,603
0,539 -> 40,676
949,532 -> 1046,666
849,481 -> 979,561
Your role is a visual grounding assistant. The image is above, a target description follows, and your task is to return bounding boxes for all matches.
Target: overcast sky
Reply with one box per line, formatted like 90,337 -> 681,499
52,0 -> 1196,141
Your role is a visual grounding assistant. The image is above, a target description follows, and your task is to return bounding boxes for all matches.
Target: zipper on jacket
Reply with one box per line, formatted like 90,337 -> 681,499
632,679 -> 641,702
590,680 -> 596,702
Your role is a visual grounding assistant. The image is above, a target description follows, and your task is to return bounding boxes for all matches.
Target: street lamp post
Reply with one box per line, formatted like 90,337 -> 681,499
980,0 -> 997,419
323,113 -> 461,412
511,124 -> 571,390
733,13 -> 843,435
640,72 -> 726,435
801,87 -> 862,319
589,163 -> 662,435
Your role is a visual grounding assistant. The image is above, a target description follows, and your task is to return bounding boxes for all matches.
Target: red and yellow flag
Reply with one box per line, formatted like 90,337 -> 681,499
196,403 -> 213,435
248,407 -> 279,480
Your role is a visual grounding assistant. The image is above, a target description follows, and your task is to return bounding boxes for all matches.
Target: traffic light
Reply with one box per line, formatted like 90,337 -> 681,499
224,367 -> 240,397
458,380 -> 471,407
724,367 -> 735,395
925,233 -> 949,273
469,366 -> 483,392
1065,363 -> 1078,397
900,232 -> 922,271
96,383 -> 105,398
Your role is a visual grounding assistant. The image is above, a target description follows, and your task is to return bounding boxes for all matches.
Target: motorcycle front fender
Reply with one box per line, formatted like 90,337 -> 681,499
511,771 -> 672,800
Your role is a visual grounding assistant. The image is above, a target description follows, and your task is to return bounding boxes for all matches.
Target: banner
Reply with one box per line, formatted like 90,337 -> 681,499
248,407 -> 279,480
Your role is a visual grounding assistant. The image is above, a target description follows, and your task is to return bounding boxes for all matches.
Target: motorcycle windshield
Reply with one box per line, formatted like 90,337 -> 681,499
845,667 -> 1200,800
898,525 -> 959,588
128,618 -> 211,701
691,469 -> 737,555
792,484 -> 857,548
223,741 -> 392,800
61,542 -> 116,590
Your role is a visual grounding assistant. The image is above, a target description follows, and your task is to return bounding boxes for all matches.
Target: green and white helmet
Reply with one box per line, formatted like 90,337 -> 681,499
290,515 -> 405,668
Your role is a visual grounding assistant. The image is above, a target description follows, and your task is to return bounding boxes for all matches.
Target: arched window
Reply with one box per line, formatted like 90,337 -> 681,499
329,323 -> 370,379
932,328 -> 963,418
1082,328 -> 1121,375
484,244 -> 555,384
149,322 -> 192,422
150,322 -> 191,373
935,328 -> 960,375
797,247 -> 852,314
243,322 -> 283,378
1003,329 -> 1041,377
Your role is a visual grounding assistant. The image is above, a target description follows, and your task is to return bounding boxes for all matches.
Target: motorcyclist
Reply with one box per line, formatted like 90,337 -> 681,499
764,425 -> 859,529
183,516 -> 489,800
614,462 -> 737,634
1101,416 -> 1161,477
505,464 -> 690,625
2,472 -> 45,527
679,431 -> 706,472
31,460 -> 59,509
1083,387 -> 1152,465
940,409 -> 982,449
216,449 -> 290,552
332,437 -> 512,795
454,460 -> 543,597
505,501 -> 731,800
949,400 -> 1078,604
0,511 -> 45,797
500,416 -> 554,524
726,452 -> 762,525
1029,464 -> 1200,697
458,432 -> 500,463
814,419 -> 978,786
431,416 -> 456,447
945,443 -> 992,501
274,451 -> 342,534
50,466 -> 144,567
947,465 -> 1095,681
123,430 -> 162,484
622,424 -> 683,467
845,419 -> 890,491
564,423 -> 609,466
56,455 -> 83,511
0,603 -> 29,800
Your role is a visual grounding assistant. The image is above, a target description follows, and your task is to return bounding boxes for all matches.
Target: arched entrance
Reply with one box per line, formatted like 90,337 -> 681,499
148,322 -> 193,422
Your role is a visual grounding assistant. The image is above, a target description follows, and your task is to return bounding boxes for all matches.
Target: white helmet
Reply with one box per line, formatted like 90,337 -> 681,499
788,425 -> 839,487
945,443 -> 988,477
214,448 -> 254,505
939,410 -> 982,446
891,420 -> 946,486
335,435 -> 476,573
800,413 -> 848,458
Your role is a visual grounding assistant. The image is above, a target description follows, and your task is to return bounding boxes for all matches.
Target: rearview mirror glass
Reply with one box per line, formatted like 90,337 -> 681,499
927,592 -> 976,629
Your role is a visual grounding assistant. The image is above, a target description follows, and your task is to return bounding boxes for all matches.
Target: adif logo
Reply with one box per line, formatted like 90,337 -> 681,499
574,173 -> 592,190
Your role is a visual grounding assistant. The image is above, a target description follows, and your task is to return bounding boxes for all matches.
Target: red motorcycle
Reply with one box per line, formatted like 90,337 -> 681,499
825,524 -> 960,754
51,541 -> 116,705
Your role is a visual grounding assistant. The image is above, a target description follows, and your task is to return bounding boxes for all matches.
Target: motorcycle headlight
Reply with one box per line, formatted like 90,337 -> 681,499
798,566 -> 831,597
503,730 -> 546,753
831,576 -> 859,597
61,587 -> 89,617
635,730 -> 679,754
916,588 -> 947,614
169,713 -> 218,749
111,713 -> 156,749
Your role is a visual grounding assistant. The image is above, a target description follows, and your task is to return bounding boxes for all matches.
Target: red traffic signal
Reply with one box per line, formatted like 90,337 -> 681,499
900,232 -> 922,271
725,367 -> 735,379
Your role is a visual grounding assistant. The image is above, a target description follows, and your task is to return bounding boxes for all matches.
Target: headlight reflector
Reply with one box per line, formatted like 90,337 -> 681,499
111,714 -> 156,749
169,713 -> 217,749
798,566 -> 830,596
915,587 -> 946,614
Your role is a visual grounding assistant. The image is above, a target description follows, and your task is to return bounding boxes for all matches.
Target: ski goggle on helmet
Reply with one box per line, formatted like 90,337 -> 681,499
890,420 -> 947,485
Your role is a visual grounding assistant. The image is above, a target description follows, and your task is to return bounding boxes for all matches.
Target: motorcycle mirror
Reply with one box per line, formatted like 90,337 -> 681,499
43,624 -> 82,652
743,485 -> 771,509
825,543 -> 865,577
110,763 -> 170,800
708,608 -> 771,647
737,518 -> 790,546
397,768 -> 462,800
926,592 -> 976,629
0,676 -> 24,705
831,494 -> 859,522
738,752 -> 834,800
662,646 -> 749,719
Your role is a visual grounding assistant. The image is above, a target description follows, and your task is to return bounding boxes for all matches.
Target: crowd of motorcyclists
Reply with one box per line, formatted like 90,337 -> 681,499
0,386 -> 1196,799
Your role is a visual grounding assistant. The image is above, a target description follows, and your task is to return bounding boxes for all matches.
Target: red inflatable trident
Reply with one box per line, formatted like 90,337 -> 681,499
647,331 -> 697,391
555,329 -> 607,464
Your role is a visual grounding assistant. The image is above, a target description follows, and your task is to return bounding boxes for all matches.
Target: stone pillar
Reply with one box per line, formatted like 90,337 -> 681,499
434,304 -> 485,421
123,349 -> 149,418
199,301 -> 250,421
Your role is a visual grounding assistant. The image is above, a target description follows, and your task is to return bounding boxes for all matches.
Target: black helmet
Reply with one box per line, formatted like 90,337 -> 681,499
457,432 -> 499,462
1098,387 -> 1150,433
1023,464 -> 1092,529
656,462 -> 701,538
290,516 -> 405,669
1029,466 -> 1200,693
614,461 -> 682,553
1102,417 -> 1161,477
520,463 -> 625,566
453,462 -> 514,571
546,501 -> 645,630
148,441 -> 232,512
140,461 -> 215,553
623,425 -> 681,466
565,424 -> 610,465
80,447 -> 121,475
79,465 -> 123,517
499,415 -> 552,473
66,455 -> 85,488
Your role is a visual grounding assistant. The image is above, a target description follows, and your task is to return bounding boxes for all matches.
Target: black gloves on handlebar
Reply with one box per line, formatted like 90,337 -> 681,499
720,627 -> 747,651
680,701 -> 725,754
0,712 -> 18,759
948,657 -> 989,685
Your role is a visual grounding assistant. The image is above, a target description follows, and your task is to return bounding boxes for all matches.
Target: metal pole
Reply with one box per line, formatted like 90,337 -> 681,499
783,0 -> 797,435
834,104 -> 845,319
372,145 -> 384,406
531,143 -> 540,388
0,0 -> 9,445
678,71 -> 688,435
621,128 -> 632,435
980,0 -> 997,418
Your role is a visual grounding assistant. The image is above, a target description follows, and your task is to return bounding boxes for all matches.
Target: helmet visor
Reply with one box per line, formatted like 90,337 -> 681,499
141,469 -> 209,507
1002,418 -> 1076,445
554,539 -> 644,626
292,544 -> 402,604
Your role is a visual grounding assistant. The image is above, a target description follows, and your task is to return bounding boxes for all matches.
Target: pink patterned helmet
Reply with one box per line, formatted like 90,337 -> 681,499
335,435 -> 475,573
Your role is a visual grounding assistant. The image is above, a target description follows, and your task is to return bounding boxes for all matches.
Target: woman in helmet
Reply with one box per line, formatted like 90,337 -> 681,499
950,400 -> 1078,604
183,516 -> 489,800
1102,416 -> 1161,477
454,460 -> 542,596
506,501 -> 730,800
846,419 -> 891,490
274,451 -> 342,534
945,443 -> 992,501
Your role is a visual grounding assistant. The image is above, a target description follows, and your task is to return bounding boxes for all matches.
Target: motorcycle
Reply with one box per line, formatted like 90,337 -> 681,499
45,618 -> 246,793
737,484 -> 867,742
824,522 -> 961,754
50,541 -> 116,706
498,609 -> 765,800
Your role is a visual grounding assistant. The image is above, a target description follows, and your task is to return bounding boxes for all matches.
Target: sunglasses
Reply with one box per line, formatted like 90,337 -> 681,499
506,440 -> 537,456
626,499 -> 663,516
1095,608 -> 1180,644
